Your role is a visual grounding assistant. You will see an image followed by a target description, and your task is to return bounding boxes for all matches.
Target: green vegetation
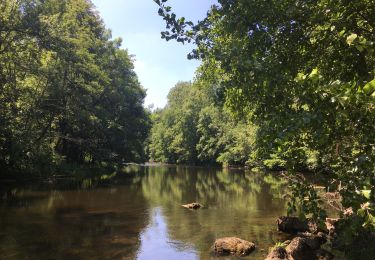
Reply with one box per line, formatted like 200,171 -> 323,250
148,81 -> 256,166
0,0 -> 150,175
1,0 -> 374,257
154,0 -> 375,253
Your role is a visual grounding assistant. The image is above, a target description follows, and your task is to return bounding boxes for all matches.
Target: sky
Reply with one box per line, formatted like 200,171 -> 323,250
91,0 -> 217,109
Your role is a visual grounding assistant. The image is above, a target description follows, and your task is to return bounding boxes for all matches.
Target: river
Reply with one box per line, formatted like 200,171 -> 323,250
0,165 -> 291,259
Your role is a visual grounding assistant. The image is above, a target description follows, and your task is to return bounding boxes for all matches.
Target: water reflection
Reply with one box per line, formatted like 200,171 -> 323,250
0,166 -> 288,259
137,207 -> 198,260
132,166 -> 288,259
0,186 -> 149,259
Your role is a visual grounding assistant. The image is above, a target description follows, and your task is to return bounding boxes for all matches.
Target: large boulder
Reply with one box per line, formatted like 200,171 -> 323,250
277,216 -> 317,234
181,202 -> 202,209
267,232 -> 332,260
286,237 -> 316,260
213,237 -> 255,257
296,232 -> 326,250
285,236 -> 333,260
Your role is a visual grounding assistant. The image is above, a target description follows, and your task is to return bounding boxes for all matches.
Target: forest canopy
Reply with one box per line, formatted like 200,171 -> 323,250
0,0 -> 150,174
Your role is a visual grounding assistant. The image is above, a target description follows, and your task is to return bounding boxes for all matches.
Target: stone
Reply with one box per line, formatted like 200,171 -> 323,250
267,230 -> 331,260
286,237 -> 315,260
213,237 -> 255,257
296,232 -> 326,250
181,202 -> 202,209
277,216 -> 317,234
265,247 -> 290,260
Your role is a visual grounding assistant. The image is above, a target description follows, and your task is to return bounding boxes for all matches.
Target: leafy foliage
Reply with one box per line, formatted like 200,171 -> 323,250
0,0 -> 150,174
154,0 -> 375,242
148,81 -> 256,166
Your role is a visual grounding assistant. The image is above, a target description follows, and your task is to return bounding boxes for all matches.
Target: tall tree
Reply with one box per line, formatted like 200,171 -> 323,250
155,0 -> 375,242
0,0 -> 150,173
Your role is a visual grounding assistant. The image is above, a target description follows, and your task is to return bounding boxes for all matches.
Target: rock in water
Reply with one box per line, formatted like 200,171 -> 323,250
181,202 -> 202,209
285,236 -> 333,260
265,247 -> 290,260
286,237 -> 316,260
213,237 -> 255,256
277,216 -> 317,234
267,231 -> 331,260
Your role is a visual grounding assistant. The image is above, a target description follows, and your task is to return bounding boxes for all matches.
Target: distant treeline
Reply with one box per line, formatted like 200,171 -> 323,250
148,81 -> 256,167
0,0 -> 150,174
147,79 -> 341,171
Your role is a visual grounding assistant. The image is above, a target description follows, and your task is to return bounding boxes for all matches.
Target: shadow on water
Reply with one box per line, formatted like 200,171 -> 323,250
0,165 -> 289,259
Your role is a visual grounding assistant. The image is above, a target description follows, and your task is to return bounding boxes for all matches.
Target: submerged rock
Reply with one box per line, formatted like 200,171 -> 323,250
277,216 -> 317,234
181,202 -> 202,209
213,237 -> 255,257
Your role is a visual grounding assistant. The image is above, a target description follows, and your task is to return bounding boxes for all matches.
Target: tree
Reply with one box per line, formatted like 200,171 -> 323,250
148,80 -> 256,166
0,0 -> 150,174
155,0 -> 375,246
149,82 -> 204,164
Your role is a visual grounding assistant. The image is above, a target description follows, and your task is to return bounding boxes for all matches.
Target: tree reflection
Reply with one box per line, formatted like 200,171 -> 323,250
0,183 -> 149,259
130,166 -> 288,259
132,166 -> 286,210
0,166 -> 289,260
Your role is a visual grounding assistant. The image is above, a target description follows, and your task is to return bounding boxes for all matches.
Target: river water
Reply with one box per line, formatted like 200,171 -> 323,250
0,165 -> 291,259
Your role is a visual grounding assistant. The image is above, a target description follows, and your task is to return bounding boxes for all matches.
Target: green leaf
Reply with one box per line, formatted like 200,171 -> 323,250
362,190 -> 371,199
308,68 -> 319,82
346,33 -> 358,45
363,79 -> 375,95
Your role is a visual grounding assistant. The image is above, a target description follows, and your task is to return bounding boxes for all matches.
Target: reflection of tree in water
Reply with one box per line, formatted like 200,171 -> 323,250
134,166 -> 288,259
134,166 -> 286,210
0,183 -> 149,259
0,166 -> 289,260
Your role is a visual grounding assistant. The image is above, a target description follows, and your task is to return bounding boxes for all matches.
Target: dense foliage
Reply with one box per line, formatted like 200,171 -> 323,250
154,0 -> 375,252
0,0 -> 150,174
148,81 -> 256,166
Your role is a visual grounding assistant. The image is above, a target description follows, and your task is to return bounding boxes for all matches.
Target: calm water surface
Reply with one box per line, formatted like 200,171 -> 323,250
0,166 -> 290,259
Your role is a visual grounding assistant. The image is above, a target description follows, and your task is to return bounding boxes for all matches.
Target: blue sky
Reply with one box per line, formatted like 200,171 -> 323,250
91,0 -> 217,108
